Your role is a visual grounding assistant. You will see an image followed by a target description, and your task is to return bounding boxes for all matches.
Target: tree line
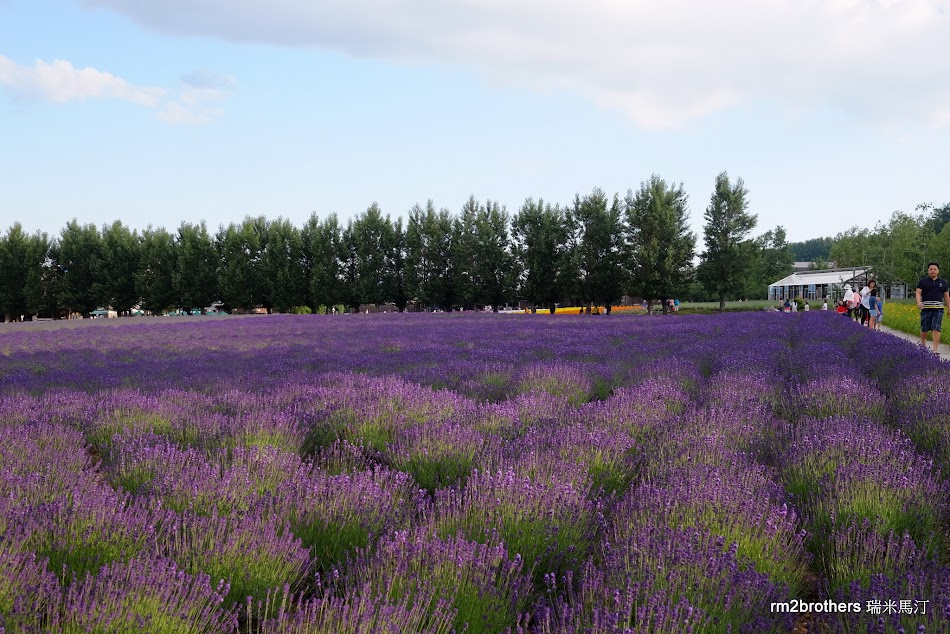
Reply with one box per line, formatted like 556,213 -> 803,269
784,203 -> 950,288
0,171 -> 797,321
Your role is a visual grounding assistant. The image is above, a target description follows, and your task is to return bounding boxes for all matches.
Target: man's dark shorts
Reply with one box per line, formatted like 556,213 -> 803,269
921,308 -> 944,332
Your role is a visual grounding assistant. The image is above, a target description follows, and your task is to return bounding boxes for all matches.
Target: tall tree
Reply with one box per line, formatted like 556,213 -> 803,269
830,213 -> 928,287
879,212 -> 928,288
216,217 -> 266,311
175,221 -> 218,311
350,203 -> 398,309
57,220 -> 103,316
512,198 -> 567,313
405,201 -> 455,311
743,226 -> 794,299
0,223 -> 32,321
24,234 -> 61,318
389,217 -> 408,311
340,221 -> 361,312
921,202 -> 950,236
697,172 -> 757,310
303,213 -> 346,313
569,189 -> 625,313
451,198 -> 480,309
623,176 -> 696,314
789,237 -> 834,262
136,226 -> 177,314
262,217 -> 307,312
95,220 -> 141,315
828,226 -> 877,270
450,197 -> 515,311
472,199 -> 515,312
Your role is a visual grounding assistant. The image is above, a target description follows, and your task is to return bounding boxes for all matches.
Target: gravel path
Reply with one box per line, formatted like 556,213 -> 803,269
879,323 -> 950,360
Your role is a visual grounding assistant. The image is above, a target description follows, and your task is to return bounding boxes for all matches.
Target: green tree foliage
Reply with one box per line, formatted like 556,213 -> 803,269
623,176 -> 696,314
922,202 -> 950,236
349,203 -> 399,309
830,212 -> 929,287
828,226 -> 875,269
175,222 -> 218,311
340,223 -> 360,312
262,218 -> 307,313
0,223 -> 32,321
881,212 -> 930,287
24,234 -> 60,318
473,200 -> 515,312
743,226 -> 794,299
451,198 -> 480,309
303,213 -> 346,313
136,227 -> 177,314
697,172 -> 757,311
930,224 -> 950,276
19,182 -> 937,317
389,217 -> 408,312
789,237 -> 834,262
57,220 -> 103,316
567,189 -> 625,313
217,217 -> 267,311
405,201 -> 456,311
95,220 -> 141,315
451,197 -> 515,311
512,198 -> 567,313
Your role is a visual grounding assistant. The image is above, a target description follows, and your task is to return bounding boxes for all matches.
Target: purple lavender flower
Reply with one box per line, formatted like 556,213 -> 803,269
343,530 -> 534,633
51,556 -> 238,633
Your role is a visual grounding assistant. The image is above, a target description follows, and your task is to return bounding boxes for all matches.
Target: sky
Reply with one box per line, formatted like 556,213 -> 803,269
1,0 -> 949,244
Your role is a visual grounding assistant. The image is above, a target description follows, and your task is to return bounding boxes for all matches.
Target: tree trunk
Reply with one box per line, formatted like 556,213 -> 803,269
719,295 -> 726,312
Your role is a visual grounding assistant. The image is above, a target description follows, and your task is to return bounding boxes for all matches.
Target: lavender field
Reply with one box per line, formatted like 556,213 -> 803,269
0,312 -> 948,633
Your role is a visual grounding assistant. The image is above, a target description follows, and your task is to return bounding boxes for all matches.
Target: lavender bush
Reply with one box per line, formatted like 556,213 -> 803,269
0,311 -> 947,633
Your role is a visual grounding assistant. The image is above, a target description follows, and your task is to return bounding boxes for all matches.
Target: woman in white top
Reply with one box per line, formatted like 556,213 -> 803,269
860,280 -> 876,327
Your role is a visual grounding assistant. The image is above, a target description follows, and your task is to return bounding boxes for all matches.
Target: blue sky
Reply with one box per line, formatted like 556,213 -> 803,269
2,0 -> 949,243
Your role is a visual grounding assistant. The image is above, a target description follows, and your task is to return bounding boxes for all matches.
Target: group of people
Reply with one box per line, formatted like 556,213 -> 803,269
771,263 -> 950,355
835,280 -> 884,330
781,299 -> 809,312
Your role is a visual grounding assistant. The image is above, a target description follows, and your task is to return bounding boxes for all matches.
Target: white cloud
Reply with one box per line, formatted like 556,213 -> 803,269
0,55 -> 163,106
0,55 -> 232,125
82,0 -> 950,128
157,101 -> 222,125
159,71 -> 233,124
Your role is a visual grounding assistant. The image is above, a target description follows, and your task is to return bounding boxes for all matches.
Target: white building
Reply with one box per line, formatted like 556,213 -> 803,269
768,267 -> 907,302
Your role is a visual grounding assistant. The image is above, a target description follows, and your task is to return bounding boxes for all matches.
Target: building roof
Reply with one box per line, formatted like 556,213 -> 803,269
769,267 -> 872,288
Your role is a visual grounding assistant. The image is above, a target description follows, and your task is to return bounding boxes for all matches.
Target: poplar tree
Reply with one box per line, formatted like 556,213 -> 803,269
624,176 -> 695,314
697,172 -> 757,311
512,198 -> 567,313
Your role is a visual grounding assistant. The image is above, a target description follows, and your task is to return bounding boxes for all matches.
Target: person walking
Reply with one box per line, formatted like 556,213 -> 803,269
916,262 -> 950,353
859,280 -> 874,326
874,294 -> 884,330
843,284 -> 858,320
868,285 -> 879,329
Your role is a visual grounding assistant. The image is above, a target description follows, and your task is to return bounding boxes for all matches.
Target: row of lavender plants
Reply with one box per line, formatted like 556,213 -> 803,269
0,312 -> 947,633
